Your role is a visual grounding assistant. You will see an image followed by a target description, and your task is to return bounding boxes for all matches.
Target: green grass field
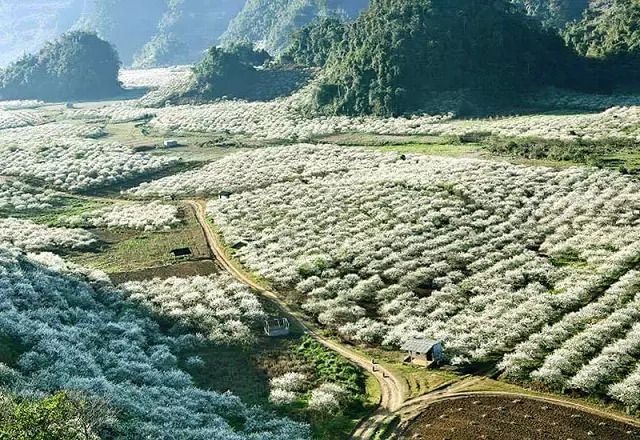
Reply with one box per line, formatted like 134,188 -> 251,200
70,207 -> 210,273
0,196 -> 109,225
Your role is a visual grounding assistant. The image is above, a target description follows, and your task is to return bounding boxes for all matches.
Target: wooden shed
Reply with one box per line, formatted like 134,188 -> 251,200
401,337 -> 443,367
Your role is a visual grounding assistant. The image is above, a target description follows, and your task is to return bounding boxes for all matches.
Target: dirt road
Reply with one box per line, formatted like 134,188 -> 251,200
186,199 -> 405,438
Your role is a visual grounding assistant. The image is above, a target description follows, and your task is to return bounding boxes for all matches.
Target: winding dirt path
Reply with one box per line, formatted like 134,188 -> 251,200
69,194 -> 639,438
185,200 -> 405,438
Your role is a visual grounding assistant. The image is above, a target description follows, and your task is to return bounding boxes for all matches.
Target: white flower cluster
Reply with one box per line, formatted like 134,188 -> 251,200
148,98 -> 452,141
0,120 -> 106,144
0,100 -> 45,110
0,109 -> 51,130
501,270 -> 640,381
120,67 -> 194,90
0,218 -> 96,252
529,88 -> 640,112
0,179 -> 55,211
195,145 -> 640,405
64,102 -> 157,124
130,144 -> 400,197
0,246 -> 309,439
121,274 -> 266,345
59,202 -> 181,231
135,80 -> 640,142
268,372 -> 346,413
131,68 -> 196,108
0,139 -> 178,192
308,383 -> 347,413
269,372 -> 307,405
424,106 -> 640,141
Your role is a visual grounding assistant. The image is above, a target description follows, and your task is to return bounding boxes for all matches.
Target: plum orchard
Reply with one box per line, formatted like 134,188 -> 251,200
131,145 -> 393,197
120,67 -> 194,90
0,100 -> 44,110
136,79 -> 640,141
0,247 -> 309,439
149,101 -> 640,141
134,144 -> 640,410
122,274 -> 266,345
65,103 -> 157,124
0,218 -> 96,252
0,109 -> 51,130
0,180 -> 55,211
148,98 -> 452,141
59,202 -> 182,231
0,122 -> 178,192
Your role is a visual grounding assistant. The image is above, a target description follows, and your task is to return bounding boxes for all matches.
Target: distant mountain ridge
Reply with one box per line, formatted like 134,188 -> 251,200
0,0 -> 610,69
0,0 -> 369,67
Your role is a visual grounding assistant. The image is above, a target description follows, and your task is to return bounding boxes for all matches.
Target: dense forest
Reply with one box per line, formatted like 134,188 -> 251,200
220,0 -> 368,54
280,0 -> 640,117
0,31 -> 122,101
0,0 -> 612,69
563,0 -> 640,84
511,0 -> 591,28
297,0 -> 582,116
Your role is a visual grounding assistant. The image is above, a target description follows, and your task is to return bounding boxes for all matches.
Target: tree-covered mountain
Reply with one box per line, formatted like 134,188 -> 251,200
0,31 -> 122,101
76,0 -> 167,65
132,0 -> 245,68
304,0 -> 584,117
220,0 -> 369,54
563,0 -> 640,85
0,0 -> 365,68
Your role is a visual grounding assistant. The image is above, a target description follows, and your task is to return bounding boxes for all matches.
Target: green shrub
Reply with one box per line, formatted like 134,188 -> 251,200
0,392 -> 114,440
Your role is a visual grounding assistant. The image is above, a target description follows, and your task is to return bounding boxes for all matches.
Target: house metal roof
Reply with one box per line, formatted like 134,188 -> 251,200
400,338 -> 440,353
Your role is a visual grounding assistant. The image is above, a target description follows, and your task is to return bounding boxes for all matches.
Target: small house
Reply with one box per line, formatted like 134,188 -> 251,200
163,140 -> 179,148
219,190 -> 232,200
401,337 -> 443,367
65,102 -> 74,109
264,318 -> 290,337
170,247 -> 192,258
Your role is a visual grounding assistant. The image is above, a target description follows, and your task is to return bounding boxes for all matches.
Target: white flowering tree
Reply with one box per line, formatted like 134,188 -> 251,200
128,143 -> 640,408
0,246 -> 309,439
0,218 -> 97,252
59,202 -> 182,231
122,274 -> 266,345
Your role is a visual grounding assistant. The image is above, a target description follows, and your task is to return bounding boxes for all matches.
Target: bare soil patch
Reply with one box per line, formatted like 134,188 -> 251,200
401,395 -> 640,440
109,259 -> 218,284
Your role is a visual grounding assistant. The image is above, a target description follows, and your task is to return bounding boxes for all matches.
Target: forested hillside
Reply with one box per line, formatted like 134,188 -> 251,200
306,0 -> 581,117
511,0 -> 591,27
77,0 -> 167,65
0,31 -> 122,101
221,0 -> 368,54
132,0 -> 245,68
0,0 -> 368,68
